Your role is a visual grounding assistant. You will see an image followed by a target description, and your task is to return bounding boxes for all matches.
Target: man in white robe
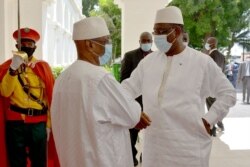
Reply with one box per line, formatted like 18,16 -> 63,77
121,6 -> 236,167
51,17 -> 151,167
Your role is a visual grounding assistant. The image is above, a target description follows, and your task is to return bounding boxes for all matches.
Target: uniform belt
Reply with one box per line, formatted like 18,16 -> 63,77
10,105 -> 47,116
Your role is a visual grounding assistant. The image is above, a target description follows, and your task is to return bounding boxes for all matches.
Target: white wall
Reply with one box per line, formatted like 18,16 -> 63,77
0,0 -> 83,66
42,0 -> 84,66
0,0 -> 5,63
2,0 -> 43,61
115,0 -> 170,57
0,0 -> 20,63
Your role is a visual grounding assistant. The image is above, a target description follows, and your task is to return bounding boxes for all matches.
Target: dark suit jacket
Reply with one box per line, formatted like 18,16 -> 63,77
120,48 -> 151,109
210,49 -> 225,72
206,49 -> 226,110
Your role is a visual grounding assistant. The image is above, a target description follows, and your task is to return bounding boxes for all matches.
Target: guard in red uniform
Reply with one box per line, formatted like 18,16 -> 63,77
0,28 -> 59,167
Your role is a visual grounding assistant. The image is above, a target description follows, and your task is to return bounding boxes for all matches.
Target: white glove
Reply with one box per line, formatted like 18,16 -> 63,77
10,51 -> 27,70
46,128 -> 51,141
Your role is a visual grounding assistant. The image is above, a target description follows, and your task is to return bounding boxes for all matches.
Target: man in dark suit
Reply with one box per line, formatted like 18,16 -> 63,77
120,31 -> 152,166
205,37 -> 226,136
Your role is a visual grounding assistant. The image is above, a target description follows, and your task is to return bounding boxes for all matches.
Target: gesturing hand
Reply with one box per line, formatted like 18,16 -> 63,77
10,51 -> 28,70
134,112 -> 151,130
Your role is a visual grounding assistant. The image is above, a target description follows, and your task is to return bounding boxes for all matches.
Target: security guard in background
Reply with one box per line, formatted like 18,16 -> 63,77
0,28 -> 55,167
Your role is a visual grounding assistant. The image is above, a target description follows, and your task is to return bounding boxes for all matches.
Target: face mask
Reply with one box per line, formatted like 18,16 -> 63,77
154,30 -> 175,53
99,44 -> 112,65
205,43 -> 210,50
21,47 -> 35,57
141,43 -> 152,52
91,40 -> 113,65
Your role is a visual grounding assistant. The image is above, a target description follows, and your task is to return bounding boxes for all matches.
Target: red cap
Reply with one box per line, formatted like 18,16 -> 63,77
13,27 -> 40,42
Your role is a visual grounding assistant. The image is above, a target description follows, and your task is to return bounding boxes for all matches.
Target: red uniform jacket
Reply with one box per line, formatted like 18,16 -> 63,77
0,59 -> 60,167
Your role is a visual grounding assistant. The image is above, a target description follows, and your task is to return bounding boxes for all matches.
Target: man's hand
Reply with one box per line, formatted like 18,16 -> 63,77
46,128 -> 51,141
202,118 -> 211,136
134,112 -> 151,130
10,51 -> 27,70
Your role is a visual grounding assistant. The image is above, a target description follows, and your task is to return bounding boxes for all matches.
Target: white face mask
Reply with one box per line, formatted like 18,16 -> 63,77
205,43 -> 210,50
140,43 -> 152,52
154,30 -> 175,53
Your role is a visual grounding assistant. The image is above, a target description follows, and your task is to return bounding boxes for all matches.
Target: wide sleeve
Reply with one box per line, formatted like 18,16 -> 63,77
94,74 -> 141,128
121,60 -> 143,100
201,57 -> 236,125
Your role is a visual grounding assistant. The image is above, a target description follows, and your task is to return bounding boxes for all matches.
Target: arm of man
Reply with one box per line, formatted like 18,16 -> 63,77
201,57 -> 236,126
0,58 -> 22,97
95,74 -> 142,128
121,57 -> 143,100
134,112 -> 151,130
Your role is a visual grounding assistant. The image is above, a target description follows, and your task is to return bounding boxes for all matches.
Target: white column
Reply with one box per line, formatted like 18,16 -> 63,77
0,0 -> 6,63
2,0 -> 44,62
0,0 -> 18,63
20,0 -> 44,59
115,0 -> 170,57
1,0 -> 83,66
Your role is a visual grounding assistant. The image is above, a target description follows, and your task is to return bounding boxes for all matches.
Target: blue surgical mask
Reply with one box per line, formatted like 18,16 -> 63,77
99,44 -> 112,65
141,43 -> 152,52
91,40 -> 113,65
154,30 -> 175,53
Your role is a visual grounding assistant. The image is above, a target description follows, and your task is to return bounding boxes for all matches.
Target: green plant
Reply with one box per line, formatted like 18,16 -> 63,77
52,66 -> 64,78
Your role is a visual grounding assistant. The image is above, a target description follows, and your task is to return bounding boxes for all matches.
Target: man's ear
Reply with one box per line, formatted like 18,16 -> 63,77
174,26 -> 182,37
85,40 -> 93,49
86,40 -> 98,54
212,43 -> 216,48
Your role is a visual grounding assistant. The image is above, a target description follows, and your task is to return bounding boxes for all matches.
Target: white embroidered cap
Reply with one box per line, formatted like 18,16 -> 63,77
155,6 -> 184,25
72,17 -> 110,40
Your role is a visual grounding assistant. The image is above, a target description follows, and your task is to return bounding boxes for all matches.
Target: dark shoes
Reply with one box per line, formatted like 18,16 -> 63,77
133,153 -> 142,166
211,127 -> 217,137
211,122 -> 225,137
217,122 -> 225,132
133,158 -> 138,166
